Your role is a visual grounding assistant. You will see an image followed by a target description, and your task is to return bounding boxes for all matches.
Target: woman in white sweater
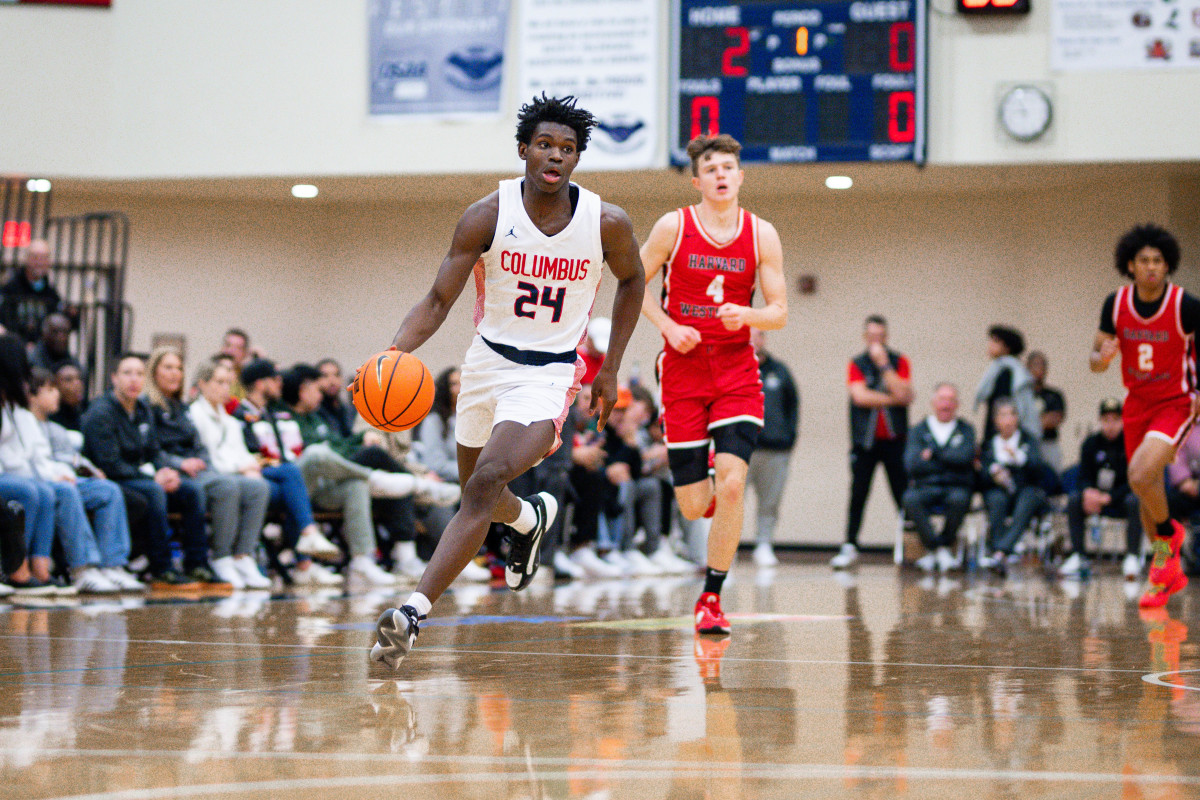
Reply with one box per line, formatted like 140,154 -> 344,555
185,361 -> 271,589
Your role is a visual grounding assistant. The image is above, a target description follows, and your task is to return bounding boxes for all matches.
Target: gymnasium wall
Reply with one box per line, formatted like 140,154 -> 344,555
3,0 -> 1199,179
52,165 -> 1200,546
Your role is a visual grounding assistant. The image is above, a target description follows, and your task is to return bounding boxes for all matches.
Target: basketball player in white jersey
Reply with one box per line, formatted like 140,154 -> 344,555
371,95 -> 646,669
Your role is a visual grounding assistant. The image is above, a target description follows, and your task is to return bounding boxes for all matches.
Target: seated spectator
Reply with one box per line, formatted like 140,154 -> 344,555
193,359 -> 341,587
50,362 -> 88,431
0,239 -> 74,345
902,382 -> 977,573
1166,422 -> 1200,574
629,386 -> 694,574
0,499 -> 45,595
316,358 -> 356,439
232,359 -> 395,586
980,399 -> 1048,571
601,387 -> 668,576
220,328 -> 258,401
975,325 -> 1037,443
1026,351 -> 1066,472
82,353 -> 213,590
0,336 -> 126,594
1059,398 -> 1142,580
28,368 -> 145,591
30,313 -> 83,379
145,347 -> 271,589
566,385 -> 623,578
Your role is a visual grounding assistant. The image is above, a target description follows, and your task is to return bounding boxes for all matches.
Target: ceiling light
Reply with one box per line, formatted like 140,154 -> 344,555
26,179 -> 52,193
291,184 -> 318,199
825,176 -> 852,190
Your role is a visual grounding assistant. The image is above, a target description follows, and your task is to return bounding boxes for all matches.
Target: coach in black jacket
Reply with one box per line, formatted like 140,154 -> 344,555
902,383 -> 977,561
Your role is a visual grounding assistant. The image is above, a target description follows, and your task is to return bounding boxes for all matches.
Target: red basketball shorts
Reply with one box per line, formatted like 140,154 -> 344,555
1122,392 -> 1196,462
658,342 -> 764,448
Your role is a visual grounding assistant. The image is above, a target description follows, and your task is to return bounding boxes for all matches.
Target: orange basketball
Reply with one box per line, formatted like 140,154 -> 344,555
351,350 -> 434,433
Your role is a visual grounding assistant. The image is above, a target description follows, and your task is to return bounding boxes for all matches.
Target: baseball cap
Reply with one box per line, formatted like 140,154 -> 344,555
587,317 -> 611,354
614,386 -> 632,409
240,358 -> 278,387
1098,397 -> 1122,416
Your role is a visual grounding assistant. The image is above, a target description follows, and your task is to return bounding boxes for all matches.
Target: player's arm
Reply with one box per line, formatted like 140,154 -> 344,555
639,212 -> 701,353
594,202 -> 647,431
1089,331 -> 1118,373
717,219 -> 787,331
390,194 -> 499,353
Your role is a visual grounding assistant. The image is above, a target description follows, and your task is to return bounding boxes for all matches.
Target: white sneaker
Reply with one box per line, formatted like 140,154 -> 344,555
73,567 -> 119,594
458,557 -> 492,582
101,567 -> 145,591
0,582 -> 11,597
830,543 -> 858,569
623,549 -> 665,576
414,477 -> 461,507
296,529 -> 341,560
1058,552 -> 1086,577
601,550 -> 630,574
935,547 -> 958,573
292,561 -> 344,586
367,470 -> 417,498
914,553 -> 936,572
350,555 -> 397,586
394,556 -> 427,579
753,542 -> 779,567
553,550 -> 586,579
648,544 -> 697,575
234,557 -> 272,589
570,547 -> 623,578
211,556 -> 246,590
1122,553 -> 1142,580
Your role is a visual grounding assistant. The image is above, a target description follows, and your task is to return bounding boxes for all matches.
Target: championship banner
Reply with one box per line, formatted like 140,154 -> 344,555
517,0 -> 659,170
1051,0 -> 1200,70
369,0 -> 509,116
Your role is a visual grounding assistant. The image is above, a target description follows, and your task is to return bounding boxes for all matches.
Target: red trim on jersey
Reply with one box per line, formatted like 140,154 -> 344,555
689,205 -> 745,249
472,258 -> 486,328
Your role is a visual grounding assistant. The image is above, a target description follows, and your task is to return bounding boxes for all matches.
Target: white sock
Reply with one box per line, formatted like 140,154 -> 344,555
405,592 -> 432,618
510,499 -> 537,534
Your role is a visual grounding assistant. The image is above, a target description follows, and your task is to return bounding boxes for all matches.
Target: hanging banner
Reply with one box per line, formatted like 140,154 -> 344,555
1051,0 -> 1200,70
369,0 -> 509,116
517,0 -> 659,170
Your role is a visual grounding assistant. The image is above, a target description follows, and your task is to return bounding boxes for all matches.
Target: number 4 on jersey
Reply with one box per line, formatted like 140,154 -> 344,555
706,275 -> 725,305
514,281 -> 566,322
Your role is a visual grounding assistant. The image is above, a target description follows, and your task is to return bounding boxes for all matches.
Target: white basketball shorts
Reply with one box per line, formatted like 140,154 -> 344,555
455,335 -> 584,457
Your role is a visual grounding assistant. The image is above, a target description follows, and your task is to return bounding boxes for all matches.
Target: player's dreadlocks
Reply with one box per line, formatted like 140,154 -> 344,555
515,94 -> 597,152
1114,223 -> 1181,277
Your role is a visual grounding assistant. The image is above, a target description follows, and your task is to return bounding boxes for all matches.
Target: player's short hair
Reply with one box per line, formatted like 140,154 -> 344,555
987,325 -> 1025,357
515,94 -> 597,152
1114,223 -> 1180,277
685,134 -> 742,176
864,314 -> 887,328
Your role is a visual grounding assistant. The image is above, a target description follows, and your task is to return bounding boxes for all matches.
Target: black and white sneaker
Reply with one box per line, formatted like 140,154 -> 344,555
370,605 -> 422,669
506,492 -> 557,591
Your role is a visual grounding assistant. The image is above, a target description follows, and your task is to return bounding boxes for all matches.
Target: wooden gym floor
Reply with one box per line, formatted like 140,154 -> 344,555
1,559 -> 1198,799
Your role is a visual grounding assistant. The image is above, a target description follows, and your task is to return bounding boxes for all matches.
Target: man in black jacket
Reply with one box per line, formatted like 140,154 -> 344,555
1058,398 -> 1142,579
902,382 -> 976,572
835,315 -> 914,568
0,240 -> 71,344
980,398 -> 1048,570
81,354 -> 214,589
747,330 -> 799,567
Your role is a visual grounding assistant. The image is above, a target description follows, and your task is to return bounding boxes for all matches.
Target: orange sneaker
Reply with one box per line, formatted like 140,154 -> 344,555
1139,561 -> 1187,608
694,634 -> 731,683
694,592 -> 731,635
1147,520 -> 1186,584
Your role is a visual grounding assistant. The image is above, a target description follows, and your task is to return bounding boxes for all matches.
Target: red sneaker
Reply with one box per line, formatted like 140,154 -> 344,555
694,592 -> 731,635
1139,559 -> 1187,608
1147,520 -> 1186,585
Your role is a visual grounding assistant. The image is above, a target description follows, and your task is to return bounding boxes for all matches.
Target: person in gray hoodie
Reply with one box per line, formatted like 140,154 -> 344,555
975,325 -> 1038,444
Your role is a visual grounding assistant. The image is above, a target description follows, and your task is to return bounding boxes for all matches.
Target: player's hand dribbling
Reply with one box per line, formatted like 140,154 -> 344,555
665,322 -> 702,354
716,303 -> 751,331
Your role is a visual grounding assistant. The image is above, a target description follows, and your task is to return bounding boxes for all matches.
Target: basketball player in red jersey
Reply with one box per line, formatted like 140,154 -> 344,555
368,96 -> 646,668
1092,224 -> 1200,609
640,134 -> 787,635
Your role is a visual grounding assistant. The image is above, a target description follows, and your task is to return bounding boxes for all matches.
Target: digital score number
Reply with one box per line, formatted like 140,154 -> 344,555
672,0 -> 927,164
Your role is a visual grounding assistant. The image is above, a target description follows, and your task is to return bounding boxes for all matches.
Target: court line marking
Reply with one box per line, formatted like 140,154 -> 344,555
0,634 -> 1149,675
1142,669 -> 1200,692
44,762 -> 1200,800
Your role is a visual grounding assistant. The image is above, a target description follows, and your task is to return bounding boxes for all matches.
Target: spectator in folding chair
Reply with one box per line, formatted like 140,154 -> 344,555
50,362 -> 88,431
1059,398 -> 1142,580
979,399 -> 1049,574
0,239 -> 75,346
30,313 -> 84,381
902,382 -> 977,573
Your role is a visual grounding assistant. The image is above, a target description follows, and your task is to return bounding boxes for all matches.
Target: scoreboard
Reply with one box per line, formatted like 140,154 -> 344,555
672,0 -> 927,165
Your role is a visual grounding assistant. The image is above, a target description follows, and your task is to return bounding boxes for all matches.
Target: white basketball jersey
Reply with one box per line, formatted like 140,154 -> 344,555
474,178 -> 604,354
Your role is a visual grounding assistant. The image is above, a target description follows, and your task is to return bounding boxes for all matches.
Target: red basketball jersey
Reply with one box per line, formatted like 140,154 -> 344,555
661,206 -> 760,347
1113,283 -> 1196,402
